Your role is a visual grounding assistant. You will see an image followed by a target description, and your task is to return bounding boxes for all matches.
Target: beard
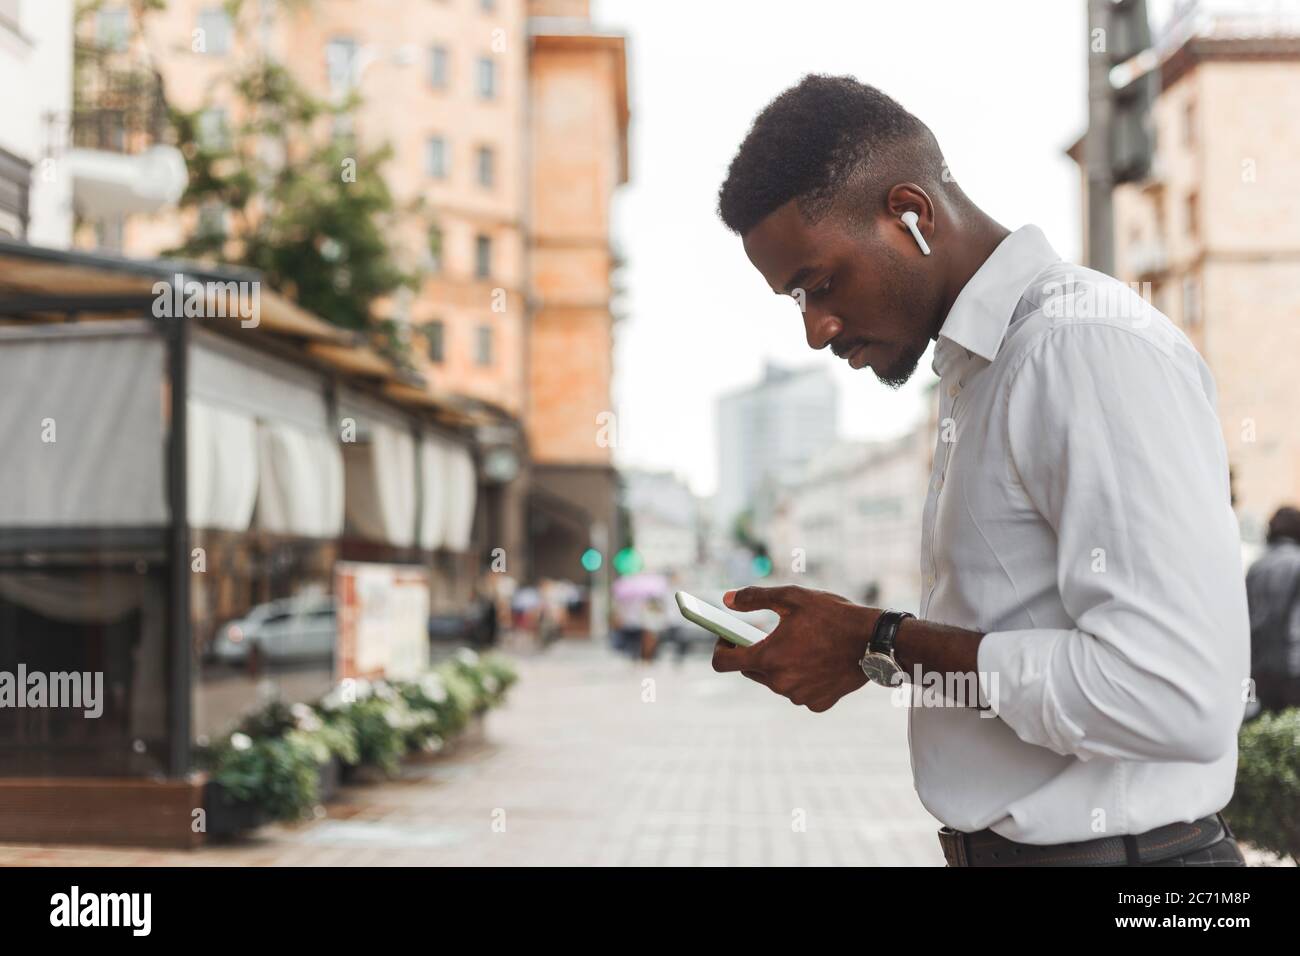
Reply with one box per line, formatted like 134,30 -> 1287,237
873,344 -> 924,389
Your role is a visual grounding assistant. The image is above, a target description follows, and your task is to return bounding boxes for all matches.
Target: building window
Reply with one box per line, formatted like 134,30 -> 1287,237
197,200 -> 227,239
476,146 -> 494,188
427,224 -> 443,272
325,37 -> 360,100
425,320 -> 445,363
427,136 -> 448,179
428,45 -> 448,89
1182,275 -> 1201,326
474,234 -> 492,279
97,7 -> 130,51
197,107 -> 230,150
1185,190 -> 1199,239
480,0 -> 496,11
477,57 -> 497,99
331,113 -> 355,143
1183,99 -> 1196,148
197,7 -> 233,55
475,324 -> 493,366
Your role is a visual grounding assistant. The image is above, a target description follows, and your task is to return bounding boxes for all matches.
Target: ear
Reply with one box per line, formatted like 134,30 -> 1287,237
885,183 -> 935,243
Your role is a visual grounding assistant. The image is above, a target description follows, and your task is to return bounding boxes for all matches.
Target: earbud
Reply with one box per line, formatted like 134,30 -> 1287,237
900,211 -> 931,256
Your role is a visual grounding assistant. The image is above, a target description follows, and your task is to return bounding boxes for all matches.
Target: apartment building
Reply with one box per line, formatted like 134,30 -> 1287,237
0,0 -> 73,246
82,0 -> 628,587
1073,0 -> 1300,543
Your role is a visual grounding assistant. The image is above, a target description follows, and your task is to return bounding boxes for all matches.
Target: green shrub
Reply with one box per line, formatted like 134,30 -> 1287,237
1227,708 -> 1300,863
477,652 -> 519,705
202,731 -> 321,823
202,649 -> 520,826
316,680 -> 413,776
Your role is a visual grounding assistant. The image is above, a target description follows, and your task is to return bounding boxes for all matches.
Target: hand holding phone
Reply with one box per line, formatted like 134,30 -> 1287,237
675,590 -> 769,647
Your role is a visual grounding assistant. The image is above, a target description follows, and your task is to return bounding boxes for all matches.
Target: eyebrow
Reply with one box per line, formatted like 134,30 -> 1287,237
779,266 -> 817,296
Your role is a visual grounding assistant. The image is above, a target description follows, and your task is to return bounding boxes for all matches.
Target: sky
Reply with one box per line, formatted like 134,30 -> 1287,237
592,0 -> 1173,498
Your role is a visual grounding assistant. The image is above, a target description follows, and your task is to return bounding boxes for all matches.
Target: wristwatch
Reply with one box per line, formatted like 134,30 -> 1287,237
859,610 -> 915,686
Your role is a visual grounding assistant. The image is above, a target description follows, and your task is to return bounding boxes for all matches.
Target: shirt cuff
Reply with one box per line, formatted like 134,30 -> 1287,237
977,628 -> 1092,761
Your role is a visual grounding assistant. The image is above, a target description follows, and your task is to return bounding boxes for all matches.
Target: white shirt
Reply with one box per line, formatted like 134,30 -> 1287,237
910,224 -> 1250,845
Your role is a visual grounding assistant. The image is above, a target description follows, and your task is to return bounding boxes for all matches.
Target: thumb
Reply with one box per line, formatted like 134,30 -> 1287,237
725,585 -> 791,614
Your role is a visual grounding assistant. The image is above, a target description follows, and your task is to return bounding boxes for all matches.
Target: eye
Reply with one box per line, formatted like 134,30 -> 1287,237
810,277 -> 833,299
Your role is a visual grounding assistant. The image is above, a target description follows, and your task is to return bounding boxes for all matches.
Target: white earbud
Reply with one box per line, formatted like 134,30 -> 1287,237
900,210 -> 931,256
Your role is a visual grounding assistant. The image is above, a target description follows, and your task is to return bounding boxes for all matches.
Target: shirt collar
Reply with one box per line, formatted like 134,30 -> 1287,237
931,224 -> 1060,377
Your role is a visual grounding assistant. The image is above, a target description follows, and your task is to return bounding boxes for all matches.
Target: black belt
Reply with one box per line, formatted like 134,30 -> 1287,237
938,812 -> 1232,867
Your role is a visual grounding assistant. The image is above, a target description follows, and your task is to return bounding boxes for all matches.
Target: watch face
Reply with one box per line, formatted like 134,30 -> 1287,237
860,654 -> 901,685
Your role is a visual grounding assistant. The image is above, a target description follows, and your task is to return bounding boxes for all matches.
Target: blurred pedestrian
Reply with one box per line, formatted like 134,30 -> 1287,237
1246,506 -> 1300,714
611,597 -> 641,658
640,597 -> 665,663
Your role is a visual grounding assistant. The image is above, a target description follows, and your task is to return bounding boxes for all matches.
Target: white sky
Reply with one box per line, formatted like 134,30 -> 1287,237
593,0 -> 1141,497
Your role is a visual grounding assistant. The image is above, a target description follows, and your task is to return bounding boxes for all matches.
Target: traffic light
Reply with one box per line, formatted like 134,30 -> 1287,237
1109,0 -> 1156,184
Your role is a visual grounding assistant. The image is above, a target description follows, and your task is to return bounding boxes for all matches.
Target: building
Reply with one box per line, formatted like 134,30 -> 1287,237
715,361 -> 839,537
1071,0 -> 1300,543
761,428 -> 929,612
0,0 -> 73,246
0,239 -> 485,846
525,2 -> 629,586
620,469 -> 701,574
83,0 -> 629,592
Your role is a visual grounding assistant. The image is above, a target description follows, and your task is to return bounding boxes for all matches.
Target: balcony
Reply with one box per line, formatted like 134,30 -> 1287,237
71,44 -> 169,156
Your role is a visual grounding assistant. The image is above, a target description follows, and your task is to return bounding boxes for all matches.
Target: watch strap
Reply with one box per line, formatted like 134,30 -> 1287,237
870,610 -> 914,658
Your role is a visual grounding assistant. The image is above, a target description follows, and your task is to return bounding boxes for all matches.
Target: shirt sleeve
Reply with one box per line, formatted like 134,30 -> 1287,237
977,321 -> 1249,764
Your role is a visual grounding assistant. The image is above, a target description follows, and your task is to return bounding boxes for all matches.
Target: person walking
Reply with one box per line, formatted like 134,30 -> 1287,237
1246,506 -> 1300,714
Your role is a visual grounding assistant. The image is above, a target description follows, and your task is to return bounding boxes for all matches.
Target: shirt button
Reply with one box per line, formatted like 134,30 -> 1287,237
935,475 -> 944,490
948,384 -> 960,398
926,574 -> 936,588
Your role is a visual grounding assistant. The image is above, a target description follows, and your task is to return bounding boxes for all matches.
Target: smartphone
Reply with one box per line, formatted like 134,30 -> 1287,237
674,590 -> 769,647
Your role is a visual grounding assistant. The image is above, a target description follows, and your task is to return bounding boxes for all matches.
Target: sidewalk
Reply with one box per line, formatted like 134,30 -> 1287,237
0,640 -> 946,866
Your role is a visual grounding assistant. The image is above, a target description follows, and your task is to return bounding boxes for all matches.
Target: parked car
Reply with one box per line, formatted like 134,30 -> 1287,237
209,595 -> 337,666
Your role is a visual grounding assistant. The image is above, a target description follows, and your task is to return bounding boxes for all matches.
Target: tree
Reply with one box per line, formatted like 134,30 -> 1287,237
166,60 -> 413,343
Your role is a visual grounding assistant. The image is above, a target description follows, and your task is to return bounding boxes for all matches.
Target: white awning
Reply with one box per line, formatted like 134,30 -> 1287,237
417,437 -> 448,551
418,436 -> 476,552
443,442 -> 477,552
0,322 -> 167,527
187,400 -> 258,532
255,421 -> 345,538
344,420 -> 417,546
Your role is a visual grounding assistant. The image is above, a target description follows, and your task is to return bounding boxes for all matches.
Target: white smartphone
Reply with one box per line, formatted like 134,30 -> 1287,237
674,590 -> 769,647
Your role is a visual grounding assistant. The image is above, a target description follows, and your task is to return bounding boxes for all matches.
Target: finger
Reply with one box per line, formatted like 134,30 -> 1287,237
711,639 -> 760,673
724,585 -> 798,615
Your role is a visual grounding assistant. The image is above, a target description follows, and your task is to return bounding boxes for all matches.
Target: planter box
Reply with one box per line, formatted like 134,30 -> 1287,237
203,780 -> 268,838
316,755 -> 342,803
340,762 -> 393,784
0,777 -> 207,849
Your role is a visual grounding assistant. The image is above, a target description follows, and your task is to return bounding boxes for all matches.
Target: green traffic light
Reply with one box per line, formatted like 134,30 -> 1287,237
612,547 -> 643,575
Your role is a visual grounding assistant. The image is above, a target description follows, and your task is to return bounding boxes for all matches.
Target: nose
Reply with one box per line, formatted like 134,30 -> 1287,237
803,308 -> 842,351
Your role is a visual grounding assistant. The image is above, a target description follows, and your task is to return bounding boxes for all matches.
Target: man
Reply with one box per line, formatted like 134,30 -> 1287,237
712,75 -> 1250,867
1246,506 -> 1300,714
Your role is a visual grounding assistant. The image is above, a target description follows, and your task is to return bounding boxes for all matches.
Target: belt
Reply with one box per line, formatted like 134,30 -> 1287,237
938,812 -> 1232,867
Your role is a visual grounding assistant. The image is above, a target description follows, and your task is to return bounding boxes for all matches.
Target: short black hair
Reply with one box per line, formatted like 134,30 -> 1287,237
717,74 -> 936,236
1267,506 -> 1300,545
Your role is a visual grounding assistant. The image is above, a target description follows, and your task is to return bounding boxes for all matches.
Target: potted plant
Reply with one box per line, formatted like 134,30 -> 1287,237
199,731 -> 320,837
